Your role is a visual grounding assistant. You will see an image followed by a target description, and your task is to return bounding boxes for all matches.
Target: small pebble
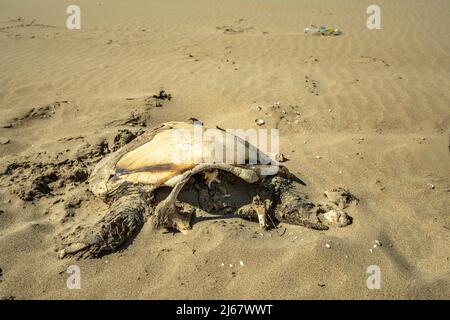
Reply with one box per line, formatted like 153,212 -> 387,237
325,243 -> 331,249
240,261 -> 244,267
0,138 -> 10,145
315,156 -> 322,159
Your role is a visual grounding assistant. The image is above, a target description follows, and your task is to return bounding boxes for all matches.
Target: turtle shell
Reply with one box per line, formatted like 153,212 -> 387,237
89,121 -> 274,199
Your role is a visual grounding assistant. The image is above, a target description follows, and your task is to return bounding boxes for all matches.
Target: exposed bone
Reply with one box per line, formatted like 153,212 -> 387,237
204,169 -> 221,188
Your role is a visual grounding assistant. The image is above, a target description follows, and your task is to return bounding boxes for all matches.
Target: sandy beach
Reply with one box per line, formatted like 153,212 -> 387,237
0,0 -> 449,299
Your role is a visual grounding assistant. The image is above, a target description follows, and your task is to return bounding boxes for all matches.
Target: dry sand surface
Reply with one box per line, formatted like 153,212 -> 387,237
0,0 -> 449,299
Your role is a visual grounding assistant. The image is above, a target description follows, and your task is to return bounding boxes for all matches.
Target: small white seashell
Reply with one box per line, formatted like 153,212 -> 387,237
428,183 -> 435,189
240,261 -> 244,267
229,264 -> 233,268
221,263 -> 225,267
325,243 -> 331,249
315,156 -> 322,159
369,249 -> 373,253
344,255 -> 349,259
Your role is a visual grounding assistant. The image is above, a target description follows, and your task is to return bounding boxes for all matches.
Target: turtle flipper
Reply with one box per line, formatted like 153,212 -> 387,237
58,192 -> 148,258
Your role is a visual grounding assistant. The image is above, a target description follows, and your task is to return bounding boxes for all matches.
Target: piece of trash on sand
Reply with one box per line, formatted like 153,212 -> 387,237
255,119 -> 265,126
304,24 -> 342,36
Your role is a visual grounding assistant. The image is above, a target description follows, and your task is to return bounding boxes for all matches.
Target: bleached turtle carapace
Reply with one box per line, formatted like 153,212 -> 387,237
58,120 -> 357,258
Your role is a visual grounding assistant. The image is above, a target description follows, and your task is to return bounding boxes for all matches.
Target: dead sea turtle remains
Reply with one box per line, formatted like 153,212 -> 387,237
58,120 -> 356,258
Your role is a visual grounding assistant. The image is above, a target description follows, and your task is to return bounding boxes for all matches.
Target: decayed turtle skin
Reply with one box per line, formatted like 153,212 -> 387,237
58,121 -> 356,258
